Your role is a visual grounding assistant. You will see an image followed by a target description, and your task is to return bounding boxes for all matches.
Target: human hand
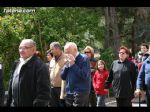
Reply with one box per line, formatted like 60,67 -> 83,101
134,89 -> 144,97
64,54 -> 75,67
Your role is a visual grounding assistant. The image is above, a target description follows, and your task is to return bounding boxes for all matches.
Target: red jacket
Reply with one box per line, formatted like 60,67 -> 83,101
137,62 -> 143,72
93,70 -> 109,96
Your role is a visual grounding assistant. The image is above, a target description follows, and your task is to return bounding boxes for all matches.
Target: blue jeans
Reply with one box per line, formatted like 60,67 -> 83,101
96,94 -> 106,107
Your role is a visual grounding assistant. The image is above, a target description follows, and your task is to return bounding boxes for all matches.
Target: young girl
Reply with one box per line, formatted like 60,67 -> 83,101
93,60 -> 109,107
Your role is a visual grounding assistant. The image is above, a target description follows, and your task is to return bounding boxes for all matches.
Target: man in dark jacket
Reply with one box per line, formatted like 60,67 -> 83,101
105,46 -> 137,107
60,42 -> 91,107
6,39 -> 50,107
0,63 -> 4,106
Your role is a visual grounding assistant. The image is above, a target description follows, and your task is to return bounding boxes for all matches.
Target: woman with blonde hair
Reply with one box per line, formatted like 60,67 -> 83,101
84,46 -> 97,107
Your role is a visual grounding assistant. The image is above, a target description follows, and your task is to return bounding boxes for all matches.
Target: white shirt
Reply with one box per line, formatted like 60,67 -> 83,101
0,64 -> 2,70
75,52 -> 79,59
12,56 -> 32,90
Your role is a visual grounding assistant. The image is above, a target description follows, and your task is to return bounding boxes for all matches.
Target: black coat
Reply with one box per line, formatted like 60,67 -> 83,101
105,59 -> 137,99
6,55 -> 50,107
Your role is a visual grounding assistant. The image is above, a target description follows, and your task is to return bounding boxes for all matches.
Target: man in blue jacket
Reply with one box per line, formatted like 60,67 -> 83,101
135,55 -> 150,107
60,42 -> 91,107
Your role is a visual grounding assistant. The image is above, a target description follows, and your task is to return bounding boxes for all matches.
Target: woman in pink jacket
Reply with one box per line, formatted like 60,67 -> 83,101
93,60 -> 109,107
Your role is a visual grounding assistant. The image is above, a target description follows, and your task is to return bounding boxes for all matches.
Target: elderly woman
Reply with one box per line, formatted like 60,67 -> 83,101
105,46 -> 137,107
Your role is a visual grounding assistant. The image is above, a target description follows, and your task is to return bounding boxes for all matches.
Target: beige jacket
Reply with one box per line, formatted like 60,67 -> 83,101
49,53 -> 66,99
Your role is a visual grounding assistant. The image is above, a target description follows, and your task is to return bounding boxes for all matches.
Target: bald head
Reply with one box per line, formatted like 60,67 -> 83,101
64,42 -> 78,57
19,39 -> 36,60
20,39 -> 36,48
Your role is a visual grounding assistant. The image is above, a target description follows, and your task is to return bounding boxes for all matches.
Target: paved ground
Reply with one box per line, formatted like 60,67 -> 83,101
4,91 -> 147,107
105,97 -> 147,107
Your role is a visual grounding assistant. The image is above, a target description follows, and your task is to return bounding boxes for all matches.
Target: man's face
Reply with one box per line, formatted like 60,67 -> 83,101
141,46 -> 148,53
19,41 -> 36,60
50,47 -> 59,57
64,47 -> 76,57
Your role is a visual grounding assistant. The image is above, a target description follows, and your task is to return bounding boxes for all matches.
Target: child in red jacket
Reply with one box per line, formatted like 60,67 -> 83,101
93,60 -> 109,107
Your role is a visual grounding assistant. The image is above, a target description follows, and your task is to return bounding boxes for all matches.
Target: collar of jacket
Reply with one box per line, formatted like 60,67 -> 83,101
146,56 -> 150,63
75,53 -> 82,62
54,52 -> 64,62
14,55 -> 37,68
118,58 -> 128,64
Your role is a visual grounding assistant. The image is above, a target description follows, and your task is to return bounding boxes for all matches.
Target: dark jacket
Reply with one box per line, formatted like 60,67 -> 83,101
6,55 -> 50,107
0,63 -> 4,106
60,53 -> 91,94
105,59 -> 137,99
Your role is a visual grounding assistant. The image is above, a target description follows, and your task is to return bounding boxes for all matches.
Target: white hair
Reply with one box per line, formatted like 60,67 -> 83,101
64,42 -> 78,50
21,39 -> 36,47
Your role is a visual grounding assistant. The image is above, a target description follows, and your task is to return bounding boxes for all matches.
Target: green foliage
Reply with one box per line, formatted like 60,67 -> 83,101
100,48 -> 115,70
0,7 -> 149,90
0,7 -> 105,89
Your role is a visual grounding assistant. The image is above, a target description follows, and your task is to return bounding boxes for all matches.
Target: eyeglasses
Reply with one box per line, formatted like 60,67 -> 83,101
119,52 -> 126,55
19,46 -> 33,50
84,51 -> 91,54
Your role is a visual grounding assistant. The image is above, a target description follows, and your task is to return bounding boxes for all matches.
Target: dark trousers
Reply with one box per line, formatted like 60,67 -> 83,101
65,92 -> 89,107
89,91 -> 96,107
146,88 -> 150,107
116,98 -> 132,107
49,87 -> 61,107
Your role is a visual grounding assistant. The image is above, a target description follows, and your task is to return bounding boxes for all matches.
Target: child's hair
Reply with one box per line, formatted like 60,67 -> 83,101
97,60 -> 107,70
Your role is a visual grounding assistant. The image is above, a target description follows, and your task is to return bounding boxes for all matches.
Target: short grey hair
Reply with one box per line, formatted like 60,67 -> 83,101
64,42 -> 78,50
50,42 -> 61,50
21,39 -> 36,47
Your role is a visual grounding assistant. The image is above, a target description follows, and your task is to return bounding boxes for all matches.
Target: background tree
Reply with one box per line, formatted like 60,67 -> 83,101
0,7 -> 150,89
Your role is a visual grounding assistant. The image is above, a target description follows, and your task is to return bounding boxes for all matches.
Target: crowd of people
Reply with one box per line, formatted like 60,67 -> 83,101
0,38 -> 150,107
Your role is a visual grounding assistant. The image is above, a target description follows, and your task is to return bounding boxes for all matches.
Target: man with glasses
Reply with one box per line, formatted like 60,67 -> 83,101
105,46 -> 137,107
6,39 -> 50,107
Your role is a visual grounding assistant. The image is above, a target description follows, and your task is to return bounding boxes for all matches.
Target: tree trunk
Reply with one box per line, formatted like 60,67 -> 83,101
131,21 -> 136,56
104,7 -> 111,48
110,7 -> 120,58
104,7 -> 120,58
135,7 -> 150,44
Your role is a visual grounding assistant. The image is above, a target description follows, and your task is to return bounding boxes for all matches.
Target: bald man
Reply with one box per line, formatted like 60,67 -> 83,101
6,39 -> 50,107
60,42 -> 91,107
